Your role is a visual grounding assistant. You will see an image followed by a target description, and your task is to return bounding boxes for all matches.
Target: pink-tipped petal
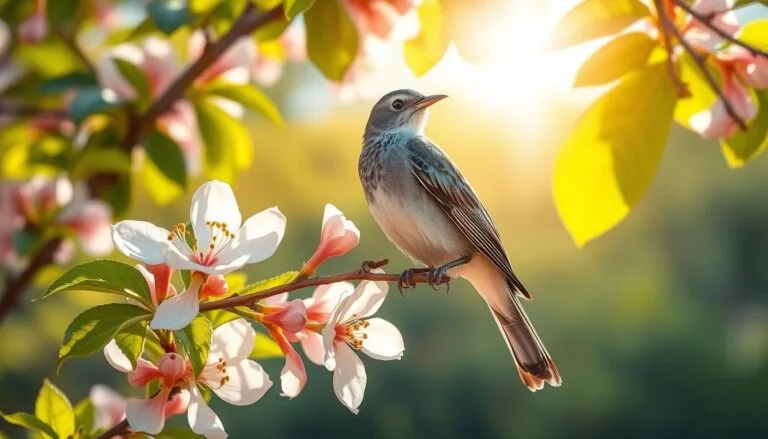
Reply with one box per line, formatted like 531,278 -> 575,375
262,299 -> 307,334
165,389 -> 190,417
125,388 -> 171,434
90,385 -> 126,429
127,359 -> 164,387
158,353 -> 188,383
300,330 -> 326,366
18,12 -> 47,44
188,385 -> 227,439
270,328 -> 307,398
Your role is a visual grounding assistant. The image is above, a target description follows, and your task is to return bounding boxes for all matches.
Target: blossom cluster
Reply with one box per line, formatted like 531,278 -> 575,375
100,180 -> 403,437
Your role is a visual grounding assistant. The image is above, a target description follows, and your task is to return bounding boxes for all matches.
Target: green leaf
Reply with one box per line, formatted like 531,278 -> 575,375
69,86 -> 124,124
405,0 -> 449,77
174,315 -> 213,376
148,0 -> 191,35
236,271 -> 299,296
73,398 -> 96,435
40,72 -> 98,94
46,0 -> 80,27
721,91 -> 768,168
204,83 -> 284,127
574,32 -> 658,87
41,260 -> 153,307
0,412 -> 58,439
114,320 -> 149,370
140,152 -> 185,205
59,304 -> 151,371
113,58 -> 152,106
251,332 -> 284,359
35,380 -> 75,439
190,0 -> 223,14
155,427 -> 205,438
547,0 -> 650,50
193,98 -> 253,182
284,0 -> 315,19
143,130 -> 188,189
304,0 -> 359,80
553,63 -> 676,246
71,148 -> 132,180
206,309 -> 241,328
102,174 -> 132,217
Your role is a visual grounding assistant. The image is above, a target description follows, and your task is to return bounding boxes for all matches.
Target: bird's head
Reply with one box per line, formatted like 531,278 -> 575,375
364,89 -> 447,137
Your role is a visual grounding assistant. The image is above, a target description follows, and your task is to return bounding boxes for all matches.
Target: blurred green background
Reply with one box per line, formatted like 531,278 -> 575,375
4,88 -> 768,437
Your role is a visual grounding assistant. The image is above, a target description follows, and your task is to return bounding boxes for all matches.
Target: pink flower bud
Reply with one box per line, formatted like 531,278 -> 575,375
690,66 -> 757,138
200,274 -> 228,299
262,299 -> 308,334
18,11 -> 47,45
303,204 -> 360,274
157,353 -> 188,385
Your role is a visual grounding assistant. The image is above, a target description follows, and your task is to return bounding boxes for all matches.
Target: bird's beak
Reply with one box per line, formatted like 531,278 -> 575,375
413,94 -> 448,110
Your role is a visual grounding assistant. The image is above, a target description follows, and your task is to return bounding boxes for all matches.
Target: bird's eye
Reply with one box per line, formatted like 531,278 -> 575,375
391,99 -> 404,111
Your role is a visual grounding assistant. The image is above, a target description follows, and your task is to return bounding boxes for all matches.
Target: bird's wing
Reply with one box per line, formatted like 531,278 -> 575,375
405,136 -> 530,299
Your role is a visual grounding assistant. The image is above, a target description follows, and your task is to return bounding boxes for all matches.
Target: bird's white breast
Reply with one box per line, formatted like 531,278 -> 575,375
368,186 -> 469,267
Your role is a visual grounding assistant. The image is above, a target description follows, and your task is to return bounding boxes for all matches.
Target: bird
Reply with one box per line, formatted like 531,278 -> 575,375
358,89 -> 561,391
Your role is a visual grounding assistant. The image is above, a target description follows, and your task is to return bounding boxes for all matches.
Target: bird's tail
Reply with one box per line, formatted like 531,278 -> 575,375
460,258 -> 561,391
488,300 -> 561,391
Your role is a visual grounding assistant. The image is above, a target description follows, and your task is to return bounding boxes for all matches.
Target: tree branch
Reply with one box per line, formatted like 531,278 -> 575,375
0,237 -> 62,322
658,4 -> 748,130
673,0 -> 768,59
654,0 -> 689,98
96,418 -> 130,439
55,28 -> 97,75
200,260 -> 450,312
120,4 -> 283,151
0,100 -> 69,119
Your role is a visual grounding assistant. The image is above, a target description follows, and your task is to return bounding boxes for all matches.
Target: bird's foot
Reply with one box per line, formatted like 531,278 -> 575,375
397,268 -> 429,296
427,266 -> 451,292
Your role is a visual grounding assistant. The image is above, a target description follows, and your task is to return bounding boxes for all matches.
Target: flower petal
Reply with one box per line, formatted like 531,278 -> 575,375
340,276 -> 389,322
150,280 -> 201,330
300,330 -> 326,366
262,299 -> 307,334
360,318 -> 404,361
261,292 -> 288,306
165,389 -> 190,417
306,282 -> 354,322
188,385 -> 227,439
90,385 -> 126,430
332,342 -> 367,414
112,220 -> 171,265
212,359 -> 272,405
125,389 -> 170,434
127,359 -> 164,387
104,338 -> 133,373
270,328 -> 306,398
209,318 -> 255,363
222,207 -> 286,265
190,180 -> 242,253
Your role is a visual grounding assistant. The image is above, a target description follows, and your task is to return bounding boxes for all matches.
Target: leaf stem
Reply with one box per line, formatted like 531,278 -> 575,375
657,3 -> 748,130
200,259 -> 450,312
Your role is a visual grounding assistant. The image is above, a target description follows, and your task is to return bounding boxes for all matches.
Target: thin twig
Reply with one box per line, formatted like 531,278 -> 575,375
200,260 -> 450,312
96,418 -> 130,439
55,29 -> 97,75
0,100 -> 69,119
658,5 -> 748,130
674,0 -> 768,59
653,0 -> 689,97
120,4 -> 283,151
0,238 -> 62,322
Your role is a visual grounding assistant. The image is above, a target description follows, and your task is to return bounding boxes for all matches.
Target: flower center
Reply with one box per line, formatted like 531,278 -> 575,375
200,357 -> 231,389
166,221 -> 236,266
336,319 -> 370,349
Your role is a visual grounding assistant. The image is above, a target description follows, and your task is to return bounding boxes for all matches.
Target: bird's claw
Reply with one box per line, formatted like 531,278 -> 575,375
397,269 -> 418,296
427,267 -> 451,292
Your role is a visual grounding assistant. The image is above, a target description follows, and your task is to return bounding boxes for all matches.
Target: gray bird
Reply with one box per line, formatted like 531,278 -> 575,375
358,89 -> 561,391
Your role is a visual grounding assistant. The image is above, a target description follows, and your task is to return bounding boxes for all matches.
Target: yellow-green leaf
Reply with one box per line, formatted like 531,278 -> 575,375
284,0 -> 316,19
721,91 -> 768,168
0,412 -> 58,439
405,0 -> 449,77
554,63 -> 677,246
115,320 -> 149,370
73,397 -> 96,435
236,271 -> 299,296
41,260 -> 153,307
674,51 -> 717,129
59,304 -> 151,371
35,379 -> 75,439
174,315 -> 212,376
734,18 -> 768,50
71,148 -> 131,180
193,97 -> 253,182
143,129 -> 188,189
574,32 -> 658,87
113,58 -> 151,106
251,332 -> 284,359
140,152 -> 185,205
304,0 -> 359,81
204,82 -> 284,127
548,0 -> 650,50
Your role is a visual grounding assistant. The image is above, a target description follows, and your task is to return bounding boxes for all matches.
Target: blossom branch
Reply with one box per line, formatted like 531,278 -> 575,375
673,0 -> 768,59
0,237 -> 62,322
654,0 -> 688,97
55,28 -> 96,75
0,100 -> 69,119
657,4 -> 748,130
120,4 -> 283,151
96,418 -> 130,439
199,259 -> 450,312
